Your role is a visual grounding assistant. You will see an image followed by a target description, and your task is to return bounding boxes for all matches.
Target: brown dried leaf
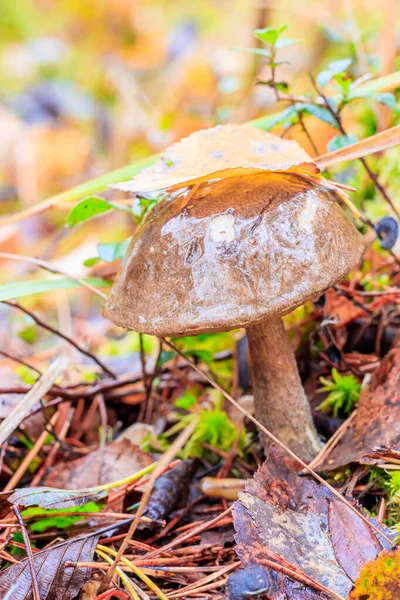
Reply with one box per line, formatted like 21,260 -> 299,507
142,458 -> 198,527
348,548 -> 400,600
324,288 -> 365,328
2,486 -> 107,510
114,124 -> 318,193
0,528 -> 100,600
43,438 -> 152,490
328,500 -> 383,582
318,347 -> 400,470
364,446 -> 400,463
233,449 -> 392,599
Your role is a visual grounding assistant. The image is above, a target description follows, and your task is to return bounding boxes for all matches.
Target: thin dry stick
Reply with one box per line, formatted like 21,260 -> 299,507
167,561 -> 240,598
30,407 -> 72,485
0,356 -> 68,445
311,75 -> 400,220
102,417 -> 199,587
13,506 -> 41,600
342,0 -> 369,74
307,410 -> 358,471
315,125 -> 400,169
144,506 -> 233,560
0,350 -> 42,377
161,338 -> 394,546
97,394 -> 108,485
0,252 -> 107,300
5,412 -> 60,491
169,577 -> 230,598
3,300 -> 115,379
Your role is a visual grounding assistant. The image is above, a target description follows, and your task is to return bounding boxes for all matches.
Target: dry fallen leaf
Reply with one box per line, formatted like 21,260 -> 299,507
316,125 -> 400,170
348,548 -> 400,600
43,438 -> 152,489
318,347 -> 400,470
2,485 -> 107,510
0,527 -> 101,600
233,449 -> 393,599
142,458 -> 198,527
324,288 -> 365,328
114,123 -> 318,193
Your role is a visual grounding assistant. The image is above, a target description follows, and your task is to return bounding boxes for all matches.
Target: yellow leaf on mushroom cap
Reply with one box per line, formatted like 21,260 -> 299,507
113,124 -> 319,193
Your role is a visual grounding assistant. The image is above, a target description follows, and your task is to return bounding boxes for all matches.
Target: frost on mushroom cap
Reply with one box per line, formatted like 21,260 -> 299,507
103,172 -> 365,337
113,124 -> 319,194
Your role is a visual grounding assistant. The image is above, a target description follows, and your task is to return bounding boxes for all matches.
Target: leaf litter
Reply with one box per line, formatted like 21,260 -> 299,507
233,448 -> 394,599
318,346 -> 400,470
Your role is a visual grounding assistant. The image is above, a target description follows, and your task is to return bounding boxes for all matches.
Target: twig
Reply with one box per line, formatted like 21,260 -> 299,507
307,410 -> 358,471
144,506 -> 233,560
310,74 -> 400,220
342,0 -> 369,74
101,417 -> 199,589
13,506 -> 41,600
315,125 -> 400,169
167,561 -> 240,598
3,300 -> 116,379
0,252 -> 107,300
0,350 -> 42,377
5,412 -> 60,491
0,356 -> 69,445
97,394 -> 108,486
161,338 -> 393,545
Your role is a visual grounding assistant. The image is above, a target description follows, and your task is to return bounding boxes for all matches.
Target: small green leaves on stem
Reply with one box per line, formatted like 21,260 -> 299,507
316,58 -> 352,89
253,25 -> 288,46
96,237 -> 132,263
67,195 -> 131,228
328,134 -> 358,152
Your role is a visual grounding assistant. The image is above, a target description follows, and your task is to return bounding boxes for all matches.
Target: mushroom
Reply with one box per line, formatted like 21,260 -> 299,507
103,125 -> 365,461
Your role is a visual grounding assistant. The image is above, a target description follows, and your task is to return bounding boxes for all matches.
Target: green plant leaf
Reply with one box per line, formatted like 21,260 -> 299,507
83,256 -> 101,267
317,58 -> 352,88
22,502 -> 103,533
67,195 -> 132,228
175,391 -> 197,410
18,324 -> 37,344
0,277 -> 111,302
298,102 -> 338,127
231,46 -> 272,58
96,237 -> 131,263
67,196 -> 114,227
348,91 -> 400,113
253,25 -> 288,46
328,134 -> 358,152
275,37 -> 300,49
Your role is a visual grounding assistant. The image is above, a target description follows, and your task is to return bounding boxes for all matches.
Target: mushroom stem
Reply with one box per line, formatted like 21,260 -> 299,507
246,316 -> 322,461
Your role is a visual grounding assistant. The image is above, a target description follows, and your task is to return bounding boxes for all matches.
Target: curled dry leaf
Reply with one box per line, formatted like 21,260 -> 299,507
0,528 -> 101,600
233,449 -> 393,599
318,347 -> 400,471
364,446 -> 400,462
43,438 -> 152,490
348,548 -> 400,600
1,486 -> 107,510
316,124 -> 400,170
114,123 -> 318,193
141,458 -> 198,527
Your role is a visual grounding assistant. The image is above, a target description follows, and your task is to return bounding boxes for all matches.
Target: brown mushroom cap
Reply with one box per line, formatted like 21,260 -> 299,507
103,171 -> 365,337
